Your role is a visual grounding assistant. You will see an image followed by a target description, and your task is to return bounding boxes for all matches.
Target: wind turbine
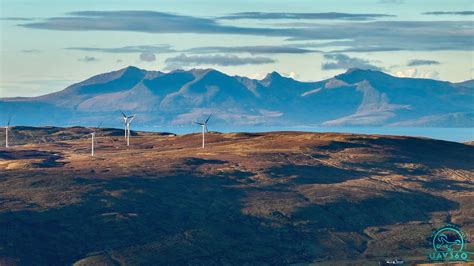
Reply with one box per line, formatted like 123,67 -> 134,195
90,122 -> 102,156
121,111 -> 129,139
195,114 -> 211,148
120,111 -> 136,146
4,117 -> 11,148
126,115 -> 135,146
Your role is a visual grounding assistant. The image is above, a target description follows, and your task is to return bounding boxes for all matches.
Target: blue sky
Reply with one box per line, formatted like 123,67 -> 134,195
0,0 -> 473,97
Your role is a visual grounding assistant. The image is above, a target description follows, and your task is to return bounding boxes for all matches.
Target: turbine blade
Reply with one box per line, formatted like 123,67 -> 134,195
96,121 -> 103,130
7,116 -> 12,127
194,122 -> 204,125
205,114 -> 212,124
128,115 -> 136,123
205,125 -> 209,133
120,110 -> 127,118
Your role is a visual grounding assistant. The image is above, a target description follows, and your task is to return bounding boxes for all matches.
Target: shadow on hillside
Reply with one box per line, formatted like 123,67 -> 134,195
0,172 -> 460,264
290,190 -> 458,233
1,174 -> 312,265
348,137 -> 474,171
182,157 -> 227,166
406,177 -> 474,192
0,150 -> 65,168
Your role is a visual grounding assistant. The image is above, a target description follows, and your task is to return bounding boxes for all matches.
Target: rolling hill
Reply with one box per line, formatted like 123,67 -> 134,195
1,67 -> 473,127
0,127 -> 473,264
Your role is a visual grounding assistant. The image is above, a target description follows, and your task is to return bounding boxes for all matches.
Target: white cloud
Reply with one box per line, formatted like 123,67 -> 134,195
395,68 -> 418,78
283,71 -> 299,79
394,68 -> 439,79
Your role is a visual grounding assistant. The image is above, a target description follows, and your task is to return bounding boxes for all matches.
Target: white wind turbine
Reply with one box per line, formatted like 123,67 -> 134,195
120,111 -> 136,146
4,117 -> 11,148
195,114 -> 211,148
90,122 -> 102,156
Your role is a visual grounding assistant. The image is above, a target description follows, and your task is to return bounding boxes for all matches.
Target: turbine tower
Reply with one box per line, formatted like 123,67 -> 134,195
90,122 -> 102,156
120,111 -> 136,146
195,114 -> 211,148
4,117 -> 11,148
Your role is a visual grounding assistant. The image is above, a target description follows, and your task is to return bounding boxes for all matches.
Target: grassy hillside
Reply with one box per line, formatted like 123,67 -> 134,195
0,127 -> 473,265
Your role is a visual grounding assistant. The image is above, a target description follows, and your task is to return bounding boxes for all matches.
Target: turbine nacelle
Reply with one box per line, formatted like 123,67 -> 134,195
121,111 -> 135,123
194,122 -> 208,133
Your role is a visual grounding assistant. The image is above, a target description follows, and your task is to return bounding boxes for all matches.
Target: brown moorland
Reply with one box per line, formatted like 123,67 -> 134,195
0,127 -> 473,265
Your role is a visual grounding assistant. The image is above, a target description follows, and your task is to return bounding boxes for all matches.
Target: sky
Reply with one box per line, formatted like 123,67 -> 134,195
0,0 -> 473,97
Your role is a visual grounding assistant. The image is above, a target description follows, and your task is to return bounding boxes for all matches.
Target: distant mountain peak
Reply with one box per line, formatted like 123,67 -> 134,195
119,65 -> 146,75
121,65 -> 144,71
344,68 -> 381,74
263,71 -> 283,80
336,67 -> 393,84
259,71 -> 288,87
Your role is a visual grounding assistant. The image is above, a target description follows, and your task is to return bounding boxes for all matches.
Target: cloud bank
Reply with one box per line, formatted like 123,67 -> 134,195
321,54 -> 382,71
19,11 -> 473,52
423,11 -> 474,16
186,45 -> 317,55
407,59 -> 440,66
165,54 -> 275,70
0,17 -> 35,21
66,45 -> 175,54
219,12 -> 394,21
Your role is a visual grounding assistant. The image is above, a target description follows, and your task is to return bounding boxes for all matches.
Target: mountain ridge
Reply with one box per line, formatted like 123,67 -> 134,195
1,66 -> 473,127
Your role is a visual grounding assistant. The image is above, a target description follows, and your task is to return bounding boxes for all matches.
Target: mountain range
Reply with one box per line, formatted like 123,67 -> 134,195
1,66 -> 473,128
